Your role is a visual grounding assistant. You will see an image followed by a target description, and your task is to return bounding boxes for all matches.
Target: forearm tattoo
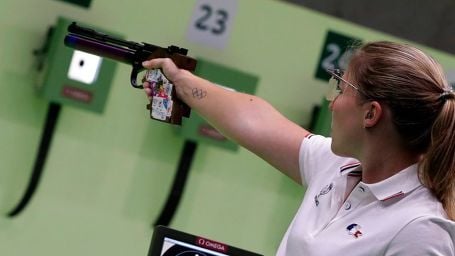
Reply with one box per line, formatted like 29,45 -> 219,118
192,88 -> 207,99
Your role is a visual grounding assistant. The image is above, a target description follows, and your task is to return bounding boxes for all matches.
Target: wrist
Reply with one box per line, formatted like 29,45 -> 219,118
173,69 -> 192,86
173,69 -> 196,101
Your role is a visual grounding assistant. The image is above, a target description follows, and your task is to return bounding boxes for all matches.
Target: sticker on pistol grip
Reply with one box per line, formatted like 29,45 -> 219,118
145,69 -> 174,121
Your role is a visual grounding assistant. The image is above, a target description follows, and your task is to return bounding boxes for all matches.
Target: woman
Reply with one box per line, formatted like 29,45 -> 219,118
143,41 -> 455,255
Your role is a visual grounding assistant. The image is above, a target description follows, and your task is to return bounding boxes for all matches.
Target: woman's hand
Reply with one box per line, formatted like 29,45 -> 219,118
142,58 -> 187,100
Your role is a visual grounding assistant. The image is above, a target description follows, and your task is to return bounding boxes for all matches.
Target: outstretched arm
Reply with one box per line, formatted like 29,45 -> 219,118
143,58 -> 309,184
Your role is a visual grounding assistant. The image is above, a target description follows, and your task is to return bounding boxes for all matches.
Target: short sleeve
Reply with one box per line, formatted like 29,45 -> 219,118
385,217 -> 455,256
298,135 -> 350,186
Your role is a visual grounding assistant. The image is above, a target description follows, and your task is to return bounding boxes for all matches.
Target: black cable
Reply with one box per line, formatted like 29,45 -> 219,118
7,102 -> 61,217
153,140 -> 197,226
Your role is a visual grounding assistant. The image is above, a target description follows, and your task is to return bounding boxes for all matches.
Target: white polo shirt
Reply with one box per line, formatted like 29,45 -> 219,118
277,135 -> 455,256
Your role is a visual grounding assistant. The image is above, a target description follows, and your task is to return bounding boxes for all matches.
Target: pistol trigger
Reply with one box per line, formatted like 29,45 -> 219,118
130,66 -> 144,89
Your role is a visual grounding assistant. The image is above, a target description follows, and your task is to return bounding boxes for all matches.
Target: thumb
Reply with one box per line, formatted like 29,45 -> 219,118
142,58 -> 179,79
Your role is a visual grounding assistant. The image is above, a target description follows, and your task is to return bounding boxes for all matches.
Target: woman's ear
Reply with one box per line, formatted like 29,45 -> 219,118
364,101 -> 382,128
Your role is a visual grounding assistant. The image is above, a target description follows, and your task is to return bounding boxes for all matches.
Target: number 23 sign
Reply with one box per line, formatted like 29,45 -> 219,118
187,0 -> 237,49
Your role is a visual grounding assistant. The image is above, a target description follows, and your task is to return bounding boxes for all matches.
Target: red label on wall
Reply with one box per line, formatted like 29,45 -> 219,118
198,124 -> 227,141
61,85 -> 93,103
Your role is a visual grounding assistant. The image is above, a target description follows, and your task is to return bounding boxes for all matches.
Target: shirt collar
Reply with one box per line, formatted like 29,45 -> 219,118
339,162 -> 362,176
361,163 -> 422,201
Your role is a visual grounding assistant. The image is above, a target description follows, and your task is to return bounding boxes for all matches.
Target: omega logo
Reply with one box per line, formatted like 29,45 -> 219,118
196,237 -> 227,252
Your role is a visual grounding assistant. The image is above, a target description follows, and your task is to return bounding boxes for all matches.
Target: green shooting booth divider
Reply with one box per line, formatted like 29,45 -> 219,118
8,16 -> 121,217
179,58 -> 259,151
36,16 -> 121,113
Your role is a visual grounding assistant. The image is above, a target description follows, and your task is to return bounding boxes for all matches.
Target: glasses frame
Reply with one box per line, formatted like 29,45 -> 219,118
325,68 -> 360,101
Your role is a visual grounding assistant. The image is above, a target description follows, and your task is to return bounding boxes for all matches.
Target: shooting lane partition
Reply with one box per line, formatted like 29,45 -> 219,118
154,58 -> 258,226
8,16 -> 120,217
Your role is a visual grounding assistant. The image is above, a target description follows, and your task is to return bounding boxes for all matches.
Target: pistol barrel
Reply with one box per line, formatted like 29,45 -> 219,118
64,34 -> 135,64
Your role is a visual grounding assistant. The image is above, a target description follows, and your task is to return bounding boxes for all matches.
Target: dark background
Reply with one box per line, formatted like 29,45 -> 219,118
282,0 -> 455,55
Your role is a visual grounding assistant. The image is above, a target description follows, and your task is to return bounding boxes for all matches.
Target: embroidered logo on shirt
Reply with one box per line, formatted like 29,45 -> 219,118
346,223 -> 363,238
314,183 -> 333,206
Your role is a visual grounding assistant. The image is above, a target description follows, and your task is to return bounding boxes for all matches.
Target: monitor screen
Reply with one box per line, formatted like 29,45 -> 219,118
148,226 -> 263,256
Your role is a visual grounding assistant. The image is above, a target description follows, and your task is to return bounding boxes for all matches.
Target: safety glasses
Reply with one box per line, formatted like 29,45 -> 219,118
325,68 -> 360,101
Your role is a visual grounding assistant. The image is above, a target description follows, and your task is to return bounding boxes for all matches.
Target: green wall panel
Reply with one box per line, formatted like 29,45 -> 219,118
0,1 -> 453,256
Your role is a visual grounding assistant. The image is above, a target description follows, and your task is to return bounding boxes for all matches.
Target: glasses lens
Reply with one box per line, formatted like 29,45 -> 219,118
325,75 -> 341,101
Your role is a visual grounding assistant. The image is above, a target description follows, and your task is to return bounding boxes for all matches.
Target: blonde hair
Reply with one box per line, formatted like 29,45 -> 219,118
349,41 -> 455,220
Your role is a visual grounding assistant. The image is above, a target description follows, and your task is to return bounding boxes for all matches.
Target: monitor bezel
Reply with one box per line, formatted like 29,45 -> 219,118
148,225 -> 263,256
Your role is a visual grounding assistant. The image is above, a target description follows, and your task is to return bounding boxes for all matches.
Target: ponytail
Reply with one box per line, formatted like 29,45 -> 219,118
350,41 -> 455,219
421,96 -> 455,220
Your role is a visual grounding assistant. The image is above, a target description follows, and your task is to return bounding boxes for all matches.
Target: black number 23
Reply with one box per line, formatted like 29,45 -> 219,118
195,4 -> 228,35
